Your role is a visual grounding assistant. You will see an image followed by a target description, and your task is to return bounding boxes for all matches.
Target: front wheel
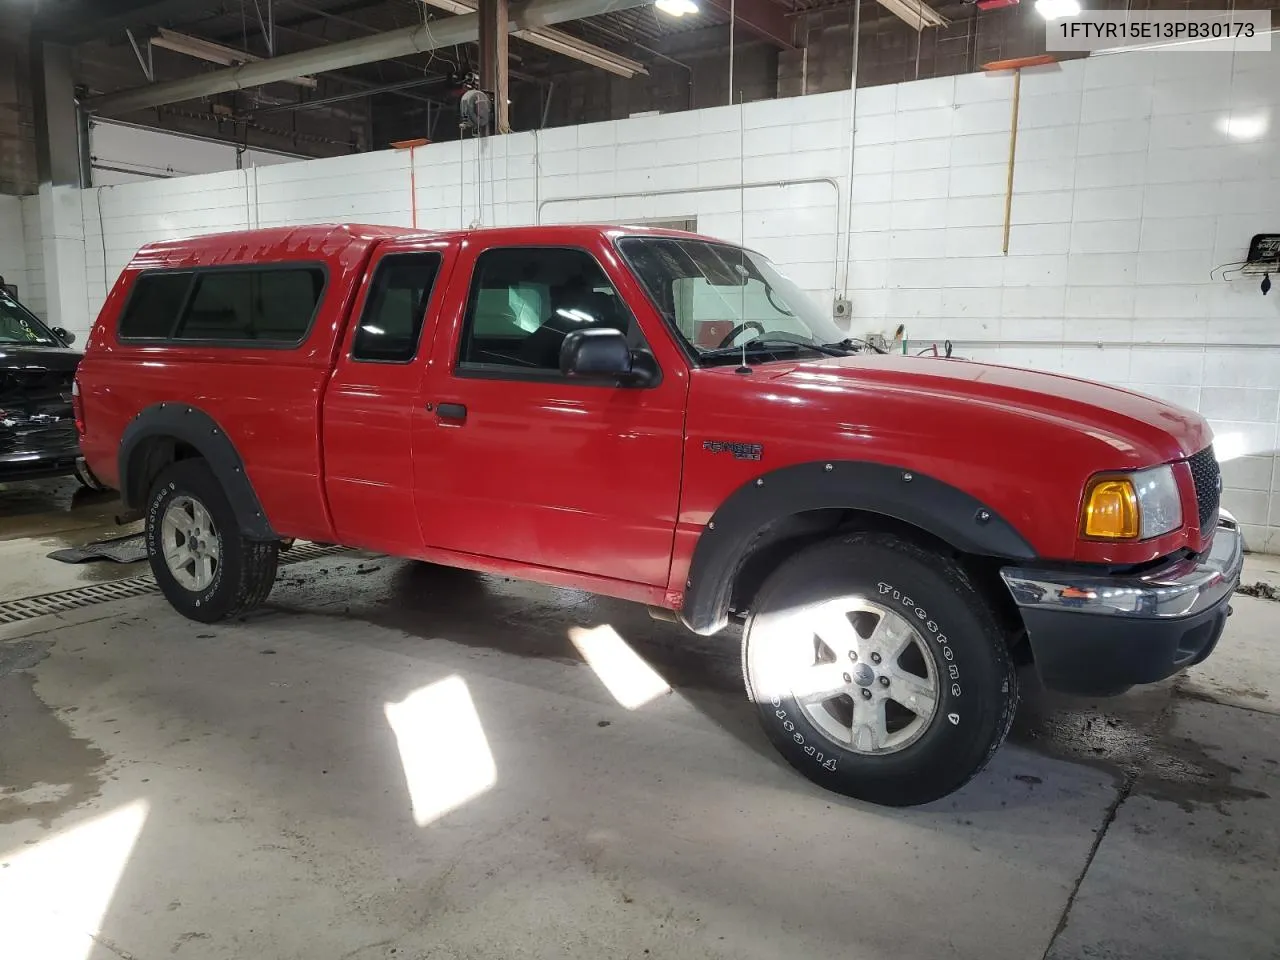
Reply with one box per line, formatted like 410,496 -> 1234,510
145,459 -> 278,623
742,533 -> 1017,806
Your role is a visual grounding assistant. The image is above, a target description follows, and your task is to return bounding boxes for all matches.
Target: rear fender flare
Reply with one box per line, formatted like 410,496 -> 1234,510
118,403 -> 276,540
679,460 -> 1036,635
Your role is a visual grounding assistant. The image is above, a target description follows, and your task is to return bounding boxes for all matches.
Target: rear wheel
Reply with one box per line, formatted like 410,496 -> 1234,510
145,459 -> 278,623
742,532 -> 1017,806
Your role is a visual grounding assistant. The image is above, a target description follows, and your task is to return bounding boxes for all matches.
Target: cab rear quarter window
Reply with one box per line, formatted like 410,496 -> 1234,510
117,264 -> 327,347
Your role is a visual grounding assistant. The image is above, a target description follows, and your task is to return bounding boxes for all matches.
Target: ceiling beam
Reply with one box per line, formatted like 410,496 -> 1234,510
699,0 -> 797,50
150,29 -> 319,88
421,0 -> 648,77
211,4 -> 459,101
84,0 -> 657,117
250,76 -> 451,116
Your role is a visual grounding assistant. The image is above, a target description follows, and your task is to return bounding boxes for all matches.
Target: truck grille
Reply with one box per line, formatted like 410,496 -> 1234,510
0,365 -> 77,455
1187,446 -> 1220,532
0,420 -> 78,454
0,369 -> 74,406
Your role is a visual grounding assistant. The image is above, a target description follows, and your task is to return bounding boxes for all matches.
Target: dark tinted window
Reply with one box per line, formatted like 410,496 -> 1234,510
118,272 -> 193,339
352,254 -> 443,362
176,268 -> 324,344
459,247 -> 637,373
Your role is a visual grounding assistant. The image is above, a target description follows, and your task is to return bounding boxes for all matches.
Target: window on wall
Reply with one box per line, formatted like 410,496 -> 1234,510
458,247 -> 641,374
117,267 -> 326,345
117,272 -> 193,339
352,253 -> 443,362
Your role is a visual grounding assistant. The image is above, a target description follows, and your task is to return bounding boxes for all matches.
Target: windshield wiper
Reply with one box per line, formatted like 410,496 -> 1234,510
698,337 -> 849,364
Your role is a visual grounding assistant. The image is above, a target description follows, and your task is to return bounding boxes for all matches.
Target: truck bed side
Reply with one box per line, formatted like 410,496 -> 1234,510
78,226 -> 391,543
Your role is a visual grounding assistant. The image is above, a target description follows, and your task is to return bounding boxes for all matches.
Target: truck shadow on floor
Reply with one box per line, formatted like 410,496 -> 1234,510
264,555 -> 1199,793
267,556 -> 780,765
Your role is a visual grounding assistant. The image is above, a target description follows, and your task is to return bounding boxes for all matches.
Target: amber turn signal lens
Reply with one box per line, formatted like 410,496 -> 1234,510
1081,478 -> 1139,540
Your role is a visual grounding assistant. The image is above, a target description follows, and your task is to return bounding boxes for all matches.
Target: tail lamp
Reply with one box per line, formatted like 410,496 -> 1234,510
72,377 -> 85,438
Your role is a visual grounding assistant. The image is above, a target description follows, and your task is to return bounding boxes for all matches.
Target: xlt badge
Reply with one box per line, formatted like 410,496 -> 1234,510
703,440 -> 763,462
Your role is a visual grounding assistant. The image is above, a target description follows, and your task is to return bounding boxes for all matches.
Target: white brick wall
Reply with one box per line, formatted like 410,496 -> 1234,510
21,47 -> 1280,550
0,196 -> 27,304
845,50 -> 1280,553
89,119 -> 301,185
19,195 -> 45,319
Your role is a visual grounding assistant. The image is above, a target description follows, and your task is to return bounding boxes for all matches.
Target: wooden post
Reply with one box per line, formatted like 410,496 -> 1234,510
1001,67 -> 1021,256
478,0 -> 510,134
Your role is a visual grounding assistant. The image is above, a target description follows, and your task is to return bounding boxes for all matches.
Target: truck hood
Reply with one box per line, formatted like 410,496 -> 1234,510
0,344 -> 83,373
767,354 -> 1210,465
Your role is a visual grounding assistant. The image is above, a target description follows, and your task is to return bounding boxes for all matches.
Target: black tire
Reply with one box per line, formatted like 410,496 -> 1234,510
145,459 -> 278,623
742,532 -> 1017,807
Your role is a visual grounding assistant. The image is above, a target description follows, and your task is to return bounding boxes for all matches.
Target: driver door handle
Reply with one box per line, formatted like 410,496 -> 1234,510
435,402 -> 467,421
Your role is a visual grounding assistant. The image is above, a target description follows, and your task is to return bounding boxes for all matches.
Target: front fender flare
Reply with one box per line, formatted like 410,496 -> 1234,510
679,460 -> 1036,635
118,403 -> 277,540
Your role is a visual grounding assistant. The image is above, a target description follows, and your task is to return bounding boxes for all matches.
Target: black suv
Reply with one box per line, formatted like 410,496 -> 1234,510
0,287 -> 104,488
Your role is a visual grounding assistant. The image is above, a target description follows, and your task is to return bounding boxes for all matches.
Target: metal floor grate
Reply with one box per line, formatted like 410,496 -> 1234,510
0,576 -> 158,625
280,542 -> 350,565
0,542 -> 352,626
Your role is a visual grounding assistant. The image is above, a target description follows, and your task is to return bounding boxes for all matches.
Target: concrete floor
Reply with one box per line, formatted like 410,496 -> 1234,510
0,477 -> 145,595
1,480 -> 1277,960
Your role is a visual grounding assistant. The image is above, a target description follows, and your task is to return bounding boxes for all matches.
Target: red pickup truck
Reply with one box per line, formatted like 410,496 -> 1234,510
76,223 -> 1242,806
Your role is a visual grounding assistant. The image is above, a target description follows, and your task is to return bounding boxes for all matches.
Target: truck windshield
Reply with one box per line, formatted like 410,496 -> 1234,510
617,236 -> 854,364
0,290 -> 60,346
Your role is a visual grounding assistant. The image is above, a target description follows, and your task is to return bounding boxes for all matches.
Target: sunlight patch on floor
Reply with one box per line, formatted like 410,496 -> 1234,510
385,675 -> 497,827
0,798 -> 150,960
569,624 -> 672,710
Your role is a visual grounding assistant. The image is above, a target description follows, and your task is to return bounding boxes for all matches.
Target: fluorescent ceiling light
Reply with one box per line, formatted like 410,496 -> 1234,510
152,28 -> 317,88
517,26 -> 646,78
655,0 -> 699,17
875,0 -> 947,30
1034,0 -> 1081,21
418,1 -> 646,77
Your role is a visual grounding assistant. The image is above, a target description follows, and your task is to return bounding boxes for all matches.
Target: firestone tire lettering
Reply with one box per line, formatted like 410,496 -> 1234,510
743,532 -> 1018,806
145,459 -> 279,624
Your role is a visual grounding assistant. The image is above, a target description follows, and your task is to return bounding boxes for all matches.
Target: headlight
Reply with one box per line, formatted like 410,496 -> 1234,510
1133,465 -> 1183,538
1081,465 -> 1183,540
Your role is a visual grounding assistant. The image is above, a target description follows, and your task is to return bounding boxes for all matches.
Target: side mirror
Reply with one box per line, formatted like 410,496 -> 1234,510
560,328 -> 652,385
53,327 -> 76,345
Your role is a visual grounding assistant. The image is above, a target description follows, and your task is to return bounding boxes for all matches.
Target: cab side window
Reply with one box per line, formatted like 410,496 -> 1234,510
352,253 -> 443,363
458,247 -> 640,375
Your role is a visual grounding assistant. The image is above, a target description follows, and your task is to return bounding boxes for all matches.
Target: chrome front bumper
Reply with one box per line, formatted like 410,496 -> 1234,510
1000,516 -> 1244,620
998,514 -> 1244,695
